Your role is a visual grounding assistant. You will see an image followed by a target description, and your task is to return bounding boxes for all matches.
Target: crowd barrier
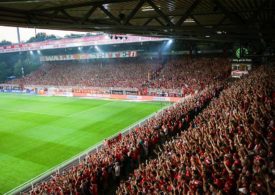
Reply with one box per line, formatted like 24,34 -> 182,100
0,84 -> 185,101
72,93 -> 181,102
0,89 -> 181,102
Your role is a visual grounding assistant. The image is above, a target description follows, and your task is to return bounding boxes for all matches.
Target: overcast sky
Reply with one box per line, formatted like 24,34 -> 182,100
0,26 -> 87,43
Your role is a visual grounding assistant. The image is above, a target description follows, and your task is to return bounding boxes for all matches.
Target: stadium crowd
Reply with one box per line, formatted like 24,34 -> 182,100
9,57 -> 230,97
29,83 -> 223,194
11,60 -> 153,88
13,56 -> 272,195
117,67 -> 275,195
147,58 -> 230,93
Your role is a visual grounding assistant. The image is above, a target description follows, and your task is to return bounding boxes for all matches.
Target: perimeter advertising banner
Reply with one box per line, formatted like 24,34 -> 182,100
40,51 -> 137,61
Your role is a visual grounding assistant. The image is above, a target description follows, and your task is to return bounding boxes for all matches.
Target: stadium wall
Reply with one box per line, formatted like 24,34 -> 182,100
71,93 -> 181,102
0,84 -> 182,102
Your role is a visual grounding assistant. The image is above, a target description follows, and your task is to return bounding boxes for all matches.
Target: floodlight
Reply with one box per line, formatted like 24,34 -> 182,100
168,39 -> 173,44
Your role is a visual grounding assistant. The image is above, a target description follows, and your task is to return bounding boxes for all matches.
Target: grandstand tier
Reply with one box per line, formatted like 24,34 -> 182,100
0,0 -> 274,193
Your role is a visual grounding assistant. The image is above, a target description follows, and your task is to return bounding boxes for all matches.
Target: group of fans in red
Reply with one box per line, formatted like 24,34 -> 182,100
9,57 -> 230,97
25,57 -> 274,195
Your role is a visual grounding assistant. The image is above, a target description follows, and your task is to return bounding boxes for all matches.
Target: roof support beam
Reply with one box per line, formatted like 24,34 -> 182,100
47,10 -> 59,24
60,10 -> 77,23
214,0 -> 245,25
99,5 -> 121,24
34,0 -> 136,12
26,14 -> 35,24
24,23 -> 272,40
146,0 -> 173,26
190,15 -> 204,28
81,6 -> 98,24
0,12 -> 73,25
215,15 -> 227,27
123,0 -> 145,25
176,0 -> 202,26
143,18 -> 153,26
0,6 -> 76,23
246,0 -> 269,24
155,17 -> 165,26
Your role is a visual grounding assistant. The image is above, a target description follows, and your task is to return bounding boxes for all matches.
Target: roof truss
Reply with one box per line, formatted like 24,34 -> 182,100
0,0 -> 273,43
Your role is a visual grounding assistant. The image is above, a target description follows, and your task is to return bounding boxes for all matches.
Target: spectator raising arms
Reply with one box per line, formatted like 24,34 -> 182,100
30,81 -> 224,194
117,66 -> 274,195
27,59 -> 274,195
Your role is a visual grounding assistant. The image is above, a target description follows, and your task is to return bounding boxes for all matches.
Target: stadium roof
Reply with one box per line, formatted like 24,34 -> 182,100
0,0 -> 274,44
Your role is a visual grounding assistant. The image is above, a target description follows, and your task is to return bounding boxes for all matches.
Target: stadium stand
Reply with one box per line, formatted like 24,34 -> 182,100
0,0 -> 274,194
117,67 -> 274,195
8,57 -> 230,97
29,79 -> 225,194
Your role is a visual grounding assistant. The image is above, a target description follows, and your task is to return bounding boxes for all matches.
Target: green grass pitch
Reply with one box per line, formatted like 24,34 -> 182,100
0,93 -> 166,194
